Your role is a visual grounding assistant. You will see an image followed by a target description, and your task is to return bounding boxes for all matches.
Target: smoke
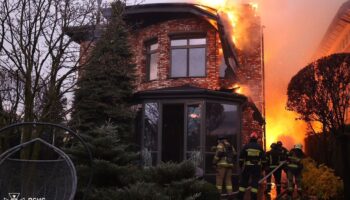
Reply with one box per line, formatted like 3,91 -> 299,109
258,0 -> 346,148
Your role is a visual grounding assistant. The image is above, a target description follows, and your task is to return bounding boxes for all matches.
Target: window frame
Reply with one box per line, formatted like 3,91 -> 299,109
170,34 -> 207,78
145,39 -> 159,81
140,99 -> 241,176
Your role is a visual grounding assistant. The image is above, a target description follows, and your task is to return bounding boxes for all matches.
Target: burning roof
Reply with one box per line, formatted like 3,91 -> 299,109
102,3 -> 240,73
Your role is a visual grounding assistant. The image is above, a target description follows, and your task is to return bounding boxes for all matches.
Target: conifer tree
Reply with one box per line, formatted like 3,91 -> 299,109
71,0 -> 135,136
68,1 -> 138,199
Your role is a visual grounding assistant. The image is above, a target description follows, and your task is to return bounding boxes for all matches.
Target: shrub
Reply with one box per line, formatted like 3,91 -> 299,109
117,161 -> 220,200
302,158 -> 344,199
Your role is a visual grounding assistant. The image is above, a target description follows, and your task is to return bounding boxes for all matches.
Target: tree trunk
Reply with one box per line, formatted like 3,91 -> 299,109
322,125 -> 328,164
20,77 -> 34,159
340,138 -> 350,200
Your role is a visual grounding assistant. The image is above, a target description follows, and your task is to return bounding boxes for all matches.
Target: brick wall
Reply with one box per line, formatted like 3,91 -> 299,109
78,14 -> 264,147
235,13 -> 265,145
129,17 -> 224,91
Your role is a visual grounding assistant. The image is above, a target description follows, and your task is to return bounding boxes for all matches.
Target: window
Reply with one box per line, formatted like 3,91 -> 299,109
143,103 -> 159,166
205,103 -> 239,174
218,47 -> 228,78
146,41 -> 159,81
171,38 -> 206,77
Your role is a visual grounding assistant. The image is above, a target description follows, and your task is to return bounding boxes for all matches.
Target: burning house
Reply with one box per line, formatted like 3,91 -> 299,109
66,2 -> 265,181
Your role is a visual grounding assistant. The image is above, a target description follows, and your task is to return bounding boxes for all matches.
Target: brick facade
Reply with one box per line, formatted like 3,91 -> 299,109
76,6 -> 264,147
129,17 -> 222,91
128,15 -> 264,145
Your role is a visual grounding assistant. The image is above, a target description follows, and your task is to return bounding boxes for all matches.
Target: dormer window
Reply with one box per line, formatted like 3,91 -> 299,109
146,40 -> 159,81
170,37 -> 206,78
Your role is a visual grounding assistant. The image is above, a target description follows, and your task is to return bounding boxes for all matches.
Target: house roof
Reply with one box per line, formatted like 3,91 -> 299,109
133,85 -> 247,103
121,3 -> 239,72
134,85 -> 265,125
66,3 -> 240,72
314,1 -> 350,58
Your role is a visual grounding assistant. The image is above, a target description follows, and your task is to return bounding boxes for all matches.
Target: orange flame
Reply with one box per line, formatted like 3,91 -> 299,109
265,97 -> 307,150
196,0 -> 258,47
229,84 -> 251,96
198,0 -> 306,150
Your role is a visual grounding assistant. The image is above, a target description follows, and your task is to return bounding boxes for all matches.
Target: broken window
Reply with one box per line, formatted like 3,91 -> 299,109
170,37 -> 206,77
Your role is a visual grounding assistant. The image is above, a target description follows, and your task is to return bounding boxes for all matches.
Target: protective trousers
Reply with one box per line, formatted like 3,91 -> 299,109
266,167 -> 282,195
287,168 -> 302,196
216,166 -> 233,193
238,165 -> 261,200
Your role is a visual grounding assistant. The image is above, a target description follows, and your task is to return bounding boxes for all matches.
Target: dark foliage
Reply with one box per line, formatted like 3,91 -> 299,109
287,53 -> 350,199
67,1 -> 138,199
116,161 -> 220,200
287,53 -> 350,135
71,0 -> 135,137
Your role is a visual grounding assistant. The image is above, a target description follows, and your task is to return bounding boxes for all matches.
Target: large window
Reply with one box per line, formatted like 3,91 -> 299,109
186,103 -> 203,168
146,41 -> 159,81
205,103 -> 239,174
170,38 -> 206,77
140,99 -> 242,173
143,103 -> 159,166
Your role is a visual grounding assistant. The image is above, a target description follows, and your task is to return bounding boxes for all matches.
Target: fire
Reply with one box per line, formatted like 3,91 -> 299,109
249,2 -> 258,12
197,0 -> 307,150
229,84 -> 250,96
265,97 -> 307,150
196,0 -> 259,47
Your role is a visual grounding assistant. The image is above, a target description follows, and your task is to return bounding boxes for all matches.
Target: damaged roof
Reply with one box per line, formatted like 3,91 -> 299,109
66,3 -> 240,73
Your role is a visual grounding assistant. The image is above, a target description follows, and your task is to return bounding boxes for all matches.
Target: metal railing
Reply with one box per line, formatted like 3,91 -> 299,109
221,161 -> 287,198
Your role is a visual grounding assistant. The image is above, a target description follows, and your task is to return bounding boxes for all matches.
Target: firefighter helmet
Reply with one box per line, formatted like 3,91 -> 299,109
270,143 -> 277,149
250,132 -> 258,140
277,141 -> 283,146
294,143 -> 303,150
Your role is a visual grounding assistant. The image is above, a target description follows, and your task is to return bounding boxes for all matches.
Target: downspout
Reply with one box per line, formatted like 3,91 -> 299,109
261,25 -> 267,150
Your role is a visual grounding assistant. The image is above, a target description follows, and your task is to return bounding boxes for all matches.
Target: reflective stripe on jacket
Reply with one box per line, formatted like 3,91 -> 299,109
239,141 -> 265,167
213,142 -> 236,168
287,148 -> 305,169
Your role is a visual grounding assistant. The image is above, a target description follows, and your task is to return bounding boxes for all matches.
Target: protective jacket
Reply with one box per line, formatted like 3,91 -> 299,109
265,146 -> 283,195
239,141 -> 265,167
266,147 -> 282,169
213,141 -> 236,168
238,140 -> 265,200
287,148 -> 305,170
279,146 -> 289,162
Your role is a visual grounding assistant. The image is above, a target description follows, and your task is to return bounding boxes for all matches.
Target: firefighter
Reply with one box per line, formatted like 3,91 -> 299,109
286,143 -> 305,198
265,143 -> 283,196
277,141 -> 289,173
238,132 -> 265,200
212,135 -> 237,194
